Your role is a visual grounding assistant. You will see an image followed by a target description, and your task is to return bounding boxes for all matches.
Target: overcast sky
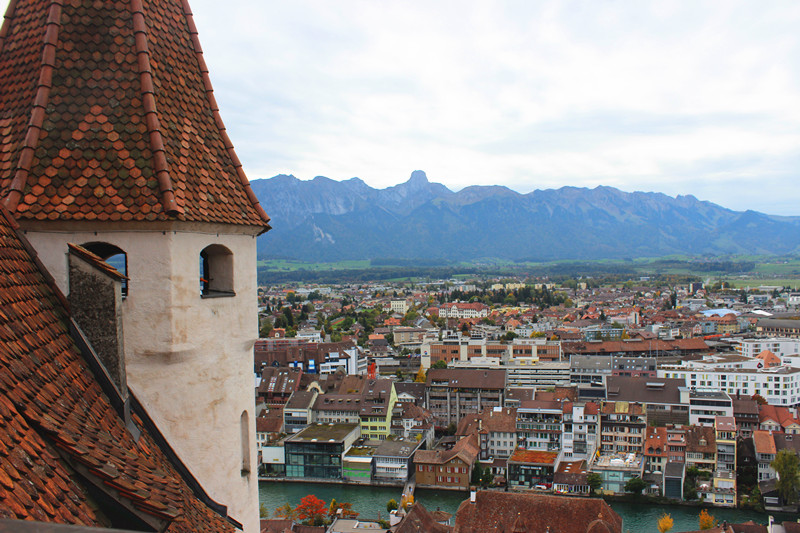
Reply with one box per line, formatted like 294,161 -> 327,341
11,1 -> 800,215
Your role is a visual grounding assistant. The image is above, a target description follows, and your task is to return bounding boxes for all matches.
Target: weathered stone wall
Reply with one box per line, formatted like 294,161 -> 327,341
68,253 -> 127,397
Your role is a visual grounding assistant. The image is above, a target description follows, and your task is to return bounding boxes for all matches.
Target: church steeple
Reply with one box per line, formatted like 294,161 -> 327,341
0,0 -> 270,229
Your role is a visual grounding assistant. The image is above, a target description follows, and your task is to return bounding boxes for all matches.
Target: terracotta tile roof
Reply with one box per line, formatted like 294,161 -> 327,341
752,430 -> 777,455
66,243 -> 126,280
415,434 -> 479,466
0,208 -> 233,530
508,449 -> 559,465
0,0 -> 269,229
759,404 -> 800,429
454,491 -> 622,533
395,503 -> 454,533
686,425 -> 716,454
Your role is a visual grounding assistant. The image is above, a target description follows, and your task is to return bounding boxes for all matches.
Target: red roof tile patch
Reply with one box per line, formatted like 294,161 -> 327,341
0,206 -> 233,530
508,449 -> 559,465
0,0 -> 269,229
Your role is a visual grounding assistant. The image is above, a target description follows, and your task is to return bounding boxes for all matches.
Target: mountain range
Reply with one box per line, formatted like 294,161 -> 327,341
252,171 -> 800,262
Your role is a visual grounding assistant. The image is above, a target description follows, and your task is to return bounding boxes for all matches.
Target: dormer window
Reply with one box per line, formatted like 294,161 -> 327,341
200,244 -> 234,298
82,242 -> 128,297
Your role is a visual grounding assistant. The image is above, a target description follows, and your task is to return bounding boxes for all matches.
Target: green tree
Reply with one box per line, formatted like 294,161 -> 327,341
471,461 -> 484,485
386,498 -> 398,512
586,472 -> 603,493
431,360 -> 447,369
624,476 -> 647,495
771,449 -> 800,504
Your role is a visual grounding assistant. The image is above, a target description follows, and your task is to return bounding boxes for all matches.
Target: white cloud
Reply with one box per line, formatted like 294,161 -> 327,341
8,0 -> 800,214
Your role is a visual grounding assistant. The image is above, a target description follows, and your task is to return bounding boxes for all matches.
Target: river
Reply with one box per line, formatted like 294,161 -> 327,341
259,480 -> 797,532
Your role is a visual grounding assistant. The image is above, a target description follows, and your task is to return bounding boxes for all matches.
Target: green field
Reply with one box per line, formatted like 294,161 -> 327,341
256,254 -> 800,287
257,259 -> 371,271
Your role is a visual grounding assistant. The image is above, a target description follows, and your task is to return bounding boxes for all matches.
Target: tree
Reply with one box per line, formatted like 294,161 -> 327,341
698,509 -> 717,530
771,449 -> 800,504
295,494 -> 327,526
395,369 -> 404,381
414,367 -> 426,383
273,503 -> 296,520
431,360 -> 447,369
471,461 -> 484,485
586,473 -> 603,493
657,513 -> 674,533
624,476 -> 647,495
386,499 -> 398,512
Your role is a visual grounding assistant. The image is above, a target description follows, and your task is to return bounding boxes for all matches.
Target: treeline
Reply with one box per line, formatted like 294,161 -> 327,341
257,266 -> 480,284
652,259 -> 756,273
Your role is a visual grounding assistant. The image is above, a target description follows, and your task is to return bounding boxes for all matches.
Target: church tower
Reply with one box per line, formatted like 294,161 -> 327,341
0,1 -> 270,531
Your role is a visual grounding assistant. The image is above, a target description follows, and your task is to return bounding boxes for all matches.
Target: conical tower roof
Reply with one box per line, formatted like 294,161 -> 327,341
0,0 -> 270,228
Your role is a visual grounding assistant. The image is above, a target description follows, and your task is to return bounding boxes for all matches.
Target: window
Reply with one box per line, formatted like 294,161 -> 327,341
240,410 -> 251,475
82,242 -> 128,297
200,244 -> 234,297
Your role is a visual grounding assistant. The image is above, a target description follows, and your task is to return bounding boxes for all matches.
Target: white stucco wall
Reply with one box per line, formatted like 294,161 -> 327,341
21,221 -> 261,533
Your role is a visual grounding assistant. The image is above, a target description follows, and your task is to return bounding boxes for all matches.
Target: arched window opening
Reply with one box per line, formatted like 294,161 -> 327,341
82,242 -> 128,297
240,410 -> 251,476
199,244 -> 234,298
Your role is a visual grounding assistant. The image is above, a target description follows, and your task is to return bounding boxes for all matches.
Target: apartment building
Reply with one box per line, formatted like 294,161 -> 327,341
659,364 -> 800,408
600,402 -> 647,454
425,369 -> 506,427
562,402 -> 600,461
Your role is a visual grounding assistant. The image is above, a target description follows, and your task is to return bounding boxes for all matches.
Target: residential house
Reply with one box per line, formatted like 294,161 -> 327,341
685,425 -> 717,473
414,434 -> 480,491
506,449 -> 559,489
599,401 -> 647,454
456,407 -> 518,461
557,402 -> 598,463
373,438 -> 424,483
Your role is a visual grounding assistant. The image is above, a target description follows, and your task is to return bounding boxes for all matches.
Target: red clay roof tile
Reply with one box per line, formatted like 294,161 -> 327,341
0,206 -> 234,530
0,0 -> 270,229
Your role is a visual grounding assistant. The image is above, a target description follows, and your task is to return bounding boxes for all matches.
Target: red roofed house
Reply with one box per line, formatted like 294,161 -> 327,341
0,0 -> 271,529
507,448 -> 559,489
414,434 -> 480,491
758,404 -> 800,434
454,491 -> 622,533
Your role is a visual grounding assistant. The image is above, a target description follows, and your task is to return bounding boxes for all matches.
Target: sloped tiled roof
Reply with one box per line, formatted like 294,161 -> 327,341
0,0 -> 269,228
454,492 -> 622,533
0,207 -> 233,531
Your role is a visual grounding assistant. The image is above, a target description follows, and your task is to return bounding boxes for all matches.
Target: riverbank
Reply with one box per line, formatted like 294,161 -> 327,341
259,480 -> 797,532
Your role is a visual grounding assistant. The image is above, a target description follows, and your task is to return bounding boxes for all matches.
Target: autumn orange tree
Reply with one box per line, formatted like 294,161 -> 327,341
657,513 -> 674,533
699,509 -> 717,530
295,494 -> 328,526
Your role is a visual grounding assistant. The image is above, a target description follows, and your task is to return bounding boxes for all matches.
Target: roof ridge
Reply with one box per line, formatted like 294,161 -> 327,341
1,0 -> 61,212
131,0 -> 181,217
179,0 -> 270,227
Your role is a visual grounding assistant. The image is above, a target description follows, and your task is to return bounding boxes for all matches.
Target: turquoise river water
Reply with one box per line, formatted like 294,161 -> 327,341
259,481 -> 798,532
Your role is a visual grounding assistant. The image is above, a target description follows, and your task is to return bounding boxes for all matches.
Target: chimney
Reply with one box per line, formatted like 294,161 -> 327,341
470,487 -> 476,503
67,244 -> 128,401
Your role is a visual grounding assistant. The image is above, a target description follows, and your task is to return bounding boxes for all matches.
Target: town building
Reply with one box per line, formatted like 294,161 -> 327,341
414,434 -> 479,491
424,369 -> 506,427
373,438 -> 424,483
285,423 -> 361,480
506,449 -> 559,489
453,492 -> 622,533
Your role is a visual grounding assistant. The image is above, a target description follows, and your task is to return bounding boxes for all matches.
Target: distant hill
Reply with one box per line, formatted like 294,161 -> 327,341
252,171 -> 800,262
